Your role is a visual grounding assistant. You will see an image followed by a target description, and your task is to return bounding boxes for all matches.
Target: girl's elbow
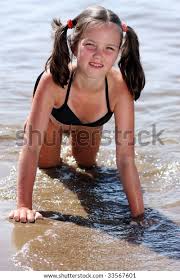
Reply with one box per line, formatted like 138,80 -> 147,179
22,143 -> 41,156
22,131 -> 43,154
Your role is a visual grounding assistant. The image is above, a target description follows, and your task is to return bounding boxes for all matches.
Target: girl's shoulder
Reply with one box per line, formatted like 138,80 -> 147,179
39,67 -> 71,108
107,67 -> 131,108
41,63 -> 75,89
40,68 -> 62,90
108,67 -> 126,91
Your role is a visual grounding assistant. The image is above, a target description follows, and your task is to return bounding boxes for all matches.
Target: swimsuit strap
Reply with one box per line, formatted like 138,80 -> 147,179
64,72 -> 111,112
105,77 -> 111,112
64,71 -> 74,104
33,71 -> 45,96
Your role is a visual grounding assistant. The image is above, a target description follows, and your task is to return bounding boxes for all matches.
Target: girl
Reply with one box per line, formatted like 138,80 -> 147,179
9,5 -> 145,223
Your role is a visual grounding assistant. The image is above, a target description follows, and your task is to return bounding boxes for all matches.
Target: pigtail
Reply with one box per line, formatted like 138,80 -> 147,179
45,18 -> 70,88
118,26 -> 145,101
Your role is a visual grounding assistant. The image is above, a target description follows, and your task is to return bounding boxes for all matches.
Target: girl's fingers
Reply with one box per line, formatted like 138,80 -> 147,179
8,210 -> 15,219
130,218 -> 158,228
13,210 -> 20,222
19,208 -> 28,223
8,209 -> 43,223
35,211 -> 43,220
27,210 -> 35,223
130,220 -> 138,226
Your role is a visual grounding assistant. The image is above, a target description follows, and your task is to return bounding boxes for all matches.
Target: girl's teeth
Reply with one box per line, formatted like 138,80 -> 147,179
89,63 -> 103,68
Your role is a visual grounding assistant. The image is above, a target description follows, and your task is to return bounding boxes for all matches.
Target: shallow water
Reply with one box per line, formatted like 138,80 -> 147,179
0,0 -> 180,271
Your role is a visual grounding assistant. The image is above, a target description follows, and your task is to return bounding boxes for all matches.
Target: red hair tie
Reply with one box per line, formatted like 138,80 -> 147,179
121,21 -> 128,32
67,19 -> 74,29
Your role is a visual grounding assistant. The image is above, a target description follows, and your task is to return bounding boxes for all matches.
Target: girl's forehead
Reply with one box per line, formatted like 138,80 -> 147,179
81,22 -> 121,41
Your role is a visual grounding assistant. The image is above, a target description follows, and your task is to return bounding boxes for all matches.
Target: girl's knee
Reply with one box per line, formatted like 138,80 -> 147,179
38,157 -> 62,169
73,152 -> 97,168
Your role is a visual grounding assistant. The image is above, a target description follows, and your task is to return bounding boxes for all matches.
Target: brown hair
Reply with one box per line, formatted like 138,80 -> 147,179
45,5 -> 145,100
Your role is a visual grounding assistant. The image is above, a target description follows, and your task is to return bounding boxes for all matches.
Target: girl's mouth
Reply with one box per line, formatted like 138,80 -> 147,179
89,62 -> 104,68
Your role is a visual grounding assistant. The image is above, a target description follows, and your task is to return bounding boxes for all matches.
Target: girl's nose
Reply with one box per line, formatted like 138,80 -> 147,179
93,48 -> 103,58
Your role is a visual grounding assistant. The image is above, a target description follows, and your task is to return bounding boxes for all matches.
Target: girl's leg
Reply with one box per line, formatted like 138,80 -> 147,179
70,126 -> 102,168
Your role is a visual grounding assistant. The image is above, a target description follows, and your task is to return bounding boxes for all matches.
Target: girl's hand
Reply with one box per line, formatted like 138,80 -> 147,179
8,207 -> 43,223
130,213 -> 156,227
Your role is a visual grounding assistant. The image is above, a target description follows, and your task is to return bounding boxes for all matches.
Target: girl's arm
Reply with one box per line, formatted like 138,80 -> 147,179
114,75 -> 144,219
9,72 -> 55,222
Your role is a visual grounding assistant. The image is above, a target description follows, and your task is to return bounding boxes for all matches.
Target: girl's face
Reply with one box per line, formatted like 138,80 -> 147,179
75,22 -> 121,78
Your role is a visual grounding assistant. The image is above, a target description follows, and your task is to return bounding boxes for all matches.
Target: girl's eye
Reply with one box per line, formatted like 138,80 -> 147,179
85,43 -> 96,50
86,43 -> 95,47
107,47 -> 115,51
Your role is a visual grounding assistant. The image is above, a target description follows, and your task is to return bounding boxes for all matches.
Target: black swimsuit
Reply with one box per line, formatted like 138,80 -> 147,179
33,71 -> 113,127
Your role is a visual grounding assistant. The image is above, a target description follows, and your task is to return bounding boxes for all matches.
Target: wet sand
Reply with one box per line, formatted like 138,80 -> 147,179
1,162 -> 180,271
0,200 -> 17,271
1,201 -> 180,271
